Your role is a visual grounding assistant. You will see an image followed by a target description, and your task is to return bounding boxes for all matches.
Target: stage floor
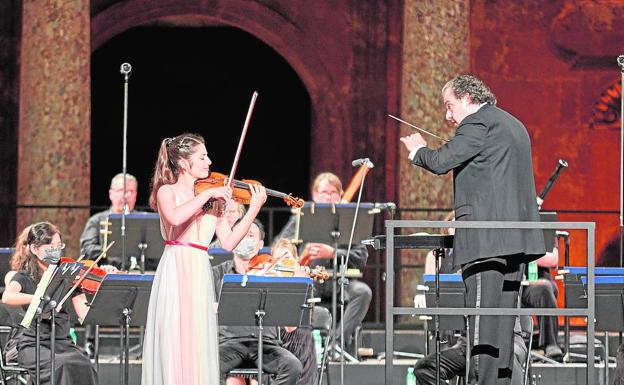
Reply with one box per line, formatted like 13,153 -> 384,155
94,357 -> 613,385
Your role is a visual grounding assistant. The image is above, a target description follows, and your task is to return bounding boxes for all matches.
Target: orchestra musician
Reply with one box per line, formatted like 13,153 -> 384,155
212,220 -> 303,385
273,239 -> 317,385
401,75 -> 545,385
274,172 -> 372,356
2,222 -> 98,385
79,173 -> 139,266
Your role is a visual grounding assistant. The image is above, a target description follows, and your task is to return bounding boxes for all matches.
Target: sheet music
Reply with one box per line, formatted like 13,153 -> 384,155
20,264 -> 56,328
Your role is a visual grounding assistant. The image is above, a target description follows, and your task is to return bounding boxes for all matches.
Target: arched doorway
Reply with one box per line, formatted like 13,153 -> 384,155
91,26 -> 311,236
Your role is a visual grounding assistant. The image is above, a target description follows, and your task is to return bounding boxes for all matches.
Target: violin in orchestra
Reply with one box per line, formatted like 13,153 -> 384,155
246,240 -> 330,282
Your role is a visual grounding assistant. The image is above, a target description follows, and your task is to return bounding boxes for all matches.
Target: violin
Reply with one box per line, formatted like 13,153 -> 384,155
246,253 -> 329,282
60,257 -> 107,295
195,171 -> 304,210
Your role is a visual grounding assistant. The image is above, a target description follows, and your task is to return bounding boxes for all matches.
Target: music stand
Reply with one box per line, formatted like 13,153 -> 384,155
218,274 -> 312,382
20,262 -> 81,385
107,213 -> 163,272
295,203 -> 375,360
81,273 -> 153,385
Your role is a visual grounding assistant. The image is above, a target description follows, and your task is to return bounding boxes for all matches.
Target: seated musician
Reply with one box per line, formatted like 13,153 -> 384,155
2,222 -> 98,385
79,172 -> 139,266
273,239 -> 317,385
413,217 -> 527,385
520,239 -> 563,361
212,220 -> 303,385
274,172 -> 372,355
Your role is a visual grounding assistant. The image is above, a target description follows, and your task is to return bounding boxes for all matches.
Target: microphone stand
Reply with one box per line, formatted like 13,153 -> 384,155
339,164 -> 371,385
120,63 -> 132,272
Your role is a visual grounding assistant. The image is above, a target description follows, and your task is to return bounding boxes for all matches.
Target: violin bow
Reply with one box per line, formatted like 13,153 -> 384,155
56,241 -> 115,309
228,91 -> 259,187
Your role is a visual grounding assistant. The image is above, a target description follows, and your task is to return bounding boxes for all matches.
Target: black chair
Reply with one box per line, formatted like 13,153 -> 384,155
0,325 -> 29,385
519,315 -> 534,385
228,364 -> 272,385
312,306 -> 332,385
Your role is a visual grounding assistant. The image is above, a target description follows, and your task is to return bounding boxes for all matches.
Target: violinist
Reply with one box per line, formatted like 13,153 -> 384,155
2,222 -> 98,385
142,133 -> 267,385
212,220 -> 303,385
274,172 -> 372,356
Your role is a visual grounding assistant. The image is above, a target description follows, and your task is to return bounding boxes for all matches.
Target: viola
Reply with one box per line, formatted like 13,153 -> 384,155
195,171 -> 304,209
60,257 -> 107,295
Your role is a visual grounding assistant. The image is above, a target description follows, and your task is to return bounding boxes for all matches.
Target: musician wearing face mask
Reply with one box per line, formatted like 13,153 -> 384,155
2,222 -> 97,385
212,220 -> 303,385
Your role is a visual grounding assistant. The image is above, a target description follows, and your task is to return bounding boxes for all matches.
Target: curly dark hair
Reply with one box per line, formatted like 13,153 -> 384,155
443,75 -> 497,105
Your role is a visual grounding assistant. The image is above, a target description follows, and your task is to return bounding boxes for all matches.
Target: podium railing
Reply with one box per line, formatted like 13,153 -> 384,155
384,220 -> 596,385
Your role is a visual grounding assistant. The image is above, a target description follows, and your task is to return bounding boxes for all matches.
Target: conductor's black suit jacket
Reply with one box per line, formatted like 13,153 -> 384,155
412,104 -> 546,266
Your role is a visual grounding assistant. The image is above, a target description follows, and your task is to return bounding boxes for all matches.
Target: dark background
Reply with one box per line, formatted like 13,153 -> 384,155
91,26 -> 311,220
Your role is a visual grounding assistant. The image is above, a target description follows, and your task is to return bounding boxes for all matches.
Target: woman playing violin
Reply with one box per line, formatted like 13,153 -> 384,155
142,133 -> 267,385
2,222 -> 97,385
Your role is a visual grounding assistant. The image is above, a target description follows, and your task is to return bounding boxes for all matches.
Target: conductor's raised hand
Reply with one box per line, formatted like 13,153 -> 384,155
248,183 -> 267,211
400,133 -> 427,152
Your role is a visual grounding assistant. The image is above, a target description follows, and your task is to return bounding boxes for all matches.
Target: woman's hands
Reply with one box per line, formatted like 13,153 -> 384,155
248,184 -> 267,212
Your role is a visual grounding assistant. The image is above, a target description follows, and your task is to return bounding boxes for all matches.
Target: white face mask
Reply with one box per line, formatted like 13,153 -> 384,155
233,236 -> 258,260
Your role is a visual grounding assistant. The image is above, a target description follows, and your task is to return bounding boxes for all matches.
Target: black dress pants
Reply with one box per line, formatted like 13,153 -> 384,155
462,256 -> 525,385
521,276 -> 559,348
219,340 -> 303,385
414,333 -> 527,385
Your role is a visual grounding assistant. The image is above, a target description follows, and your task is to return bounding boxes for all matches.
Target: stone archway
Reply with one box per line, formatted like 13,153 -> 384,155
91,0 -> 345,178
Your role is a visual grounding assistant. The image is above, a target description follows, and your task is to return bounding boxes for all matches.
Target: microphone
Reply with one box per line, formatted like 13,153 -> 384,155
618,55 -> 624,69
120,63 -> 132,76
352,158 -> 374,168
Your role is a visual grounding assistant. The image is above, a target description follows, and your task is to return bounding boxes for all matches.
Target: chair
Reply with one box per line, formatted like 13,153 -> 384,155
312,306 -> 332,385
519,315 -> 534,385
0,326 -> 29,385
228,365 -> 272,385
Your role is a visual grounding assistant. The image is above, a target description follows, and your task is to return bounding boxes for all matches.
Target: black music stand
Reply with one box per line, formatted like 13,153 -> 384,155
107,213 -> 163,272
81,273 -> 153,385
295,202 -> 375,360
22,262 -> 82,385
218,274 -> 312,382
422,273 -> 470,384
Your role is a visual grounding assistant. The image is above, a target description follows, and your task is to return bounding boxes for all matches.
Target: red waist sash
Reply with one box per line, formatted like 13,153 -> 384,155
164,240 -> 208,251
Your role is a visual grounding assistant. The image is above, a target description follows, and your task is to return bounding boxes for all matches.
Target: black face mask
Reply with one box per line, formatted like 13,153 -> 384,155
42,248 -> 62,265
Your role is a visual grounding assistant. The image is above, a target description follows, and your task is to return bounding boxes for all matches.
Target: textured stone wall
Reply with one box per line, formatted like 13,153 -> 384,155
470,0 -> 621,268
396,0 -> 470,309
18,0 -> 91,256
